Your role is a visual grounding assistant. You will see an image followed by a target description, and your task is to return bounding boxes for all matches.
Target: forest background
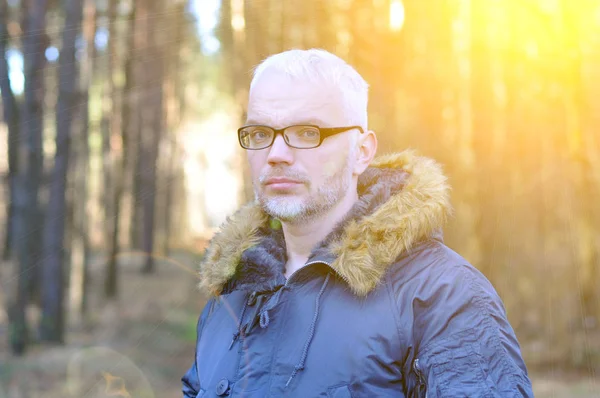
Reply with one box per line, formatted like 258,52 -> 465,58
0,0 -> 599,396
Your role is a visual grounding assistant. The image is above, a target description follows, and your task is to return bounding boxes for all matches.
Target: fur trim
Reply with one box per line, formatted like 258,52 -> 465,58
199,150 -> 452,296
199,205 -> 268,294
331,151 -> 451,295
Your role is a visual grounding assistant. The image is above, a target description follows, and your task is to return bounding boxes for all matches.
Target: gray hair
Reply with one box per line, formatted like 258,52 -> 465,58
250,49 -> 369,132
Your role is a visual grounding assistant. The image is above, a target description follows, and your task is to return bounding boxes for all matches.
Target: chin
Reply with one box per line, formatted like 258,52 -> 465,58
261,197 -> 307,221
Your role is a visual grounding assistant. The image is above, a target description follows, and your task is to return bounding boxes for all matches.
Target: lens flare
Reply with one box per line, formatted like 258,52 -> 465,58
66,347 -> 154,398
102,372 -> 132,397
390,0 -> 405,31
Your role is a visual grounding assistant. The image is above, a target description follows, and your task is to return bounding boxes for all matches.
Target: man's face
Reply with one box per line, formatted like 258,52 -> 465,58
246,70 -> 357,223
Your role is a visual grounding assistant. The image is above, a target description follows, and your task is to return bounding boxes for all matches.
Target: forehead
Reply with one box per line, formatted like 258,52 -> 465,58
247,70 -> 347,127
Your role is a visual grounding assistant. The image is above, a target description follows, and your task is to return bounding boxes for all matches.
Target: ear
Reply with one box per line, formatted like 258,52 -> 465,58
353,130 -> 378,176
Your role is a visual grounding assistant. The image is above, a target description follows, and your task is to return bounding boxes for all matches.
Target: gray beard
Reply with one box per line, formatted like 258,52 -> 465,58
255,159 -> 352,224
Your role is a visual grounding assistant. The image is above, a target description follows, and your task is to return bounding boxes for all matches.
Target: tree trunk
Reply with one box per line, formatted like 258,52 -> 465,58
100,1 -> 114,246
137,0 -> 164,273
160,2 -> 185,255
69,0 -> 95,320
10,0 -> 49,354
129,0 -> 145,256
39,0 -> 84,343
20,0 -> 49,305
130,4 -> 146,253
129,4 -> 143,251
130,126 -> 142,250
121,2 -> 139,252
1,0 -> 24,355
0,0 -> 20,262
105,0 -> 133,298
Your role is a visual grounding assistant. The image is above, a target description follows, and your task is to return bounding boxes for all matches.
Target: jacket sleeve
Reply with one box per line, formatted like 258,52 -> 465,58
182,297 -> 216,397
410,262 -> 533,397
182,360 -> 201,398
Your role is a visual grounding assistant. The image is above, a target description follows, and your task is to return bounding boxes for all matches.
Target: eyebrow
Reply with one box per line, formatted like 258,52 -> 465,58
244,118 -> 330,127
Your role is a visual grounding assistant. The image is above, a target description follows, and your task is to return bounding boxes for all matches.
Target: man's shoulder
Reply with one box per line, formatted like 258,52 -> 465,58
385,238 -> 465,277
385,238 -> 497,298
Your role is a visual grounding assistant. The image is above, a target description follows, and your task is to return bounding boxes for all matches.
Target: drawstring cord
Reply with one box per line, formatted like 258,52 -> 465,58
285,272 -> 331,388
229,295 -> 250,350
257,286 -> 286,329
259,310 -> 270,328
229,286 -> 283,349
230,271 -> 332,387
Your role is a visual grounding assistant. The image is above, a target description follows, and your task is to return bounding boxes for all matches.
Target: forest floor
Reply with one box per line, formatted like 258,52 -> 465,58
0,250 -> 599,397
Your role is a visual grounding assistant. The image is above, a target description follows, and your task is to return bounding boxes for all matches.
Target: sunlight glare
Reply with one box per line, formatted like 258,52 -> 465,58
390,0 -> 405,31
7,49 -> 24,95
231,0 -> 245,32
191,0 -> 221,54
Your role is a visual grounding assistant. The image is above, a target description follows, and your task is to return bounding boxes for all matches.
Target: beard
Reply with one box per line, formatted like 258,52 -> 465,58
254,157 -> 353,224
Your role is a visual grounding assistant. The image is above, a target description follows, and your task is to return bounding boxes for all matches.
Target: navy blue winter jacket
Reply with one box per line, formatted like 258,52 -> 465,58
183,151 -> 533,397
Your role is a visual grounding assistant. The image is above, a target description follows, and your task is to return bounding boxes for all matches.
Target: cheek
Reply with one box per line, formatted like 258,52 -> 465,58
247,153 -> 265,180
322,159 -> 339,177
320,148 -> 350,178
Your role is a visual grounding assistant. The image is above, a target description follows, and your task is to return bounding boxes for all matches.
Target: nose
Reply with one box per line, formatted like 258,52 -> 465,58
266,133 -> 294,166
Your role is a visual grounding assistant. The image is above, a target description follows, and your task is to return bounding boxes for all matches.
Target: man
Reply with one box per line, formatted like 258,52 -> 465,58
183,49 -> 533,397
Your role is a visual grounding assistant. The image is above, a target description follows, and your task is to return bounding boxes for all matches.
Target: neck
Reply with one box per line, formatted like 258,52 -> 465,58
282,188 -> 358,278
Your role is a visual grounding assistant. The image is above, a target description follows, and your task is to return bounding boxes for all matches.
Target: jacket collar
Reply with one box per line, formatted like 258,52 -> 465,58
199,150 -> 452,297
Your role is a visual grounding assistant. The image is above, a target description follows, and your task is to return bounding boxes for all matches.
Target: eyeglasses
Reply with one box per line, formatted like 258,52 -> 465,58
238,124 -> 364,150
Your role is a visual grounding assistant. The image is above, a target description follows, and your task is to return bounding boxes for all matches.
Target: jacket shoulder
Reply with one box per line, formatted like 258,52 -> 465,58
386,239 -> 496,294
385,239 -> 533,396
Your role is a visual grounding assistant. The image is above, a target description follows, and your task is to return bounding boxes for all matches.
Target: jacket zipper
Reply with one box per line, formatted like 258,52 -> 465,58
413,358 -> 427,397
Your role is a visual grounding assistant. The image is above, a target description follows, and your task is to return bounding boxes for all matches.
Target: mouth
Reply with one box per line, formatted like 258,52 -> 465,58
264,177 -> 303,190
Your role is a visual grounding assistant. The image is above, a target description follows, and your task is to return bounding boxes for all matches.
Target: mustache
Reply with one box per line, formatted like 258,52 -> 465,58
258,169 -> 309,185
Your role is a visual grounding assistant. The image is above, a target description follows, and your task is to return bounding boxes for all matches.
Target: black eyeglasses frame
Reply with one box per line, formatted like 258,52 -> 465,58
237,124 -> 365,150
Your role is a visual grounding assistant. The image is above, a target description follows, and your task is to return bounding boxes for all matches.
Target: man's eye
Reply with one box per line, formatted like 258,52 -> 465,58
251,130 -> 269,141
299,129 -> 319,139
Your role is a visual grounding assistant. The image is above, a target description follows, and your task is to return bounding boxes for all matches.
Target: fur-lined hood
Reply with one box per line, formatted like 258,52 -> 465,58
199,150 -> 452,297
